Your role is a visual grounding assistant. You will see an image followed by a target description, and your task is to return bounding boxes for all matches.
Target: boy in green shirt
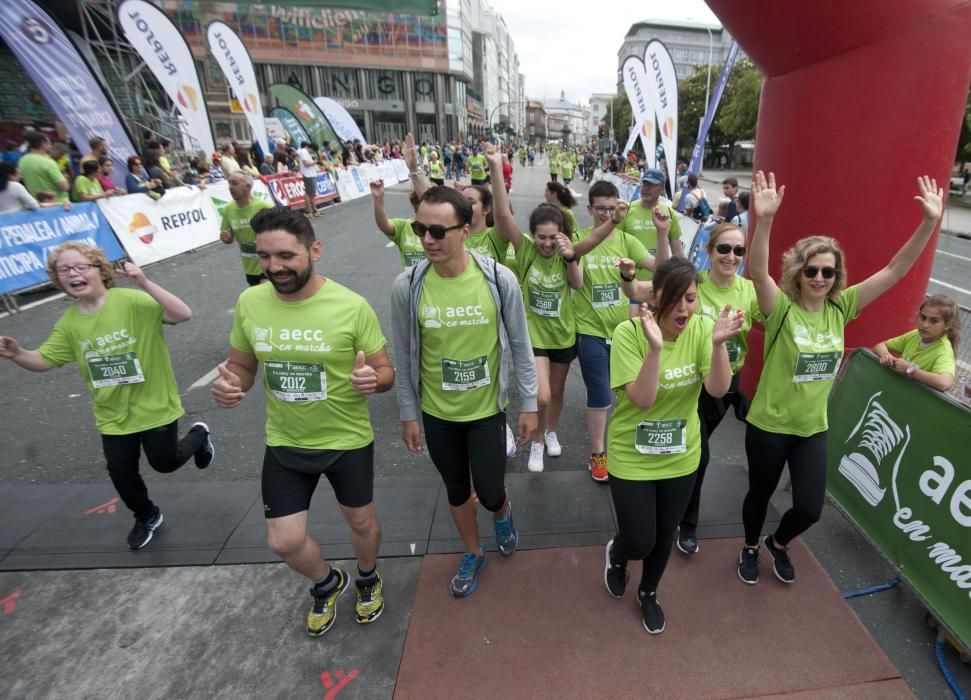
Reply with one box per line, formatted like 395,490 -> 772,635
18,131 -> 69,203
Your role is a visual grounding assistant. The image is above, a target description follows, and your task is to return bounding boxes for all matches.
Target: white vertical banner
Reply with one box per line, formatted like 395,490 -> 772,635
206,21 -> 268,151
644,40 -> 679,191
621,56 -> 656,166
117,0 -> 215,155
314,96 -> 367,145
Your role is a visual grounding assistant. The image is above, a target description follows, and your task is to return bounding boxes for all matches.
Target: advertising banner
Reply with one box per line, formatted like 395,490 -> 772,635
644,40 -> 679,192
391,159 -> 410,181
262,172 -> 338,209
98,186 -> 220,266
269,84 -> 342,146
828,349 -> 971,648
206,21 -> 269,151
621,56 -> 655,166
0,203 -> 126,295
271,108 -> 310,145
117,0 -> 216,155
205,179 -> 273,218
336,167 -> 368,201
0,0 -> 138,182
314,96 -> 367,145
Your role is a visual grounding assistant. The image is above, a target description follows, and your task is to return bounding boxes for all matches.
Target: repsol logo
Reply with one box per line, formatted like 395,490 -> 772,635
213,32 -> 245,86
445,305 -> 483,318
160,208 -> 208,230
96,329 -> 129,347
627,64 -> 646,114
664,363 -> 696,381
278,328 -> 325,341
127,12 -> 177,77
649,51 -> 668,110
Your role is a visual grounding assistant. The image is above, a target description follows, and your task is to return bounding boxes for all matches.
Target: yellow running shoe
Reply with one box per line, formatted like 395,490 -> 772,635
355,573 -> 385,624
307,568 -> 348,636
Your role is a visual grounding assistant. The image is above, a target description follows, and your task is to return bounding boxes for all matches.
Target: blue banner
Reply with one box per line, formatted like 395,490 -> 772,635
0,0 -> 138,182
677,42 -> 739,212
0,203 -> 126,295
315,171 -> 337,200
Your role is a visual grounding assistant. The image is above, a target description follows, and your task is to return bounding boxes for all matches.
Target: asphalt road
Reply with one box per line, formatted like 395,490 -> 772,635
0,162 -> 969,696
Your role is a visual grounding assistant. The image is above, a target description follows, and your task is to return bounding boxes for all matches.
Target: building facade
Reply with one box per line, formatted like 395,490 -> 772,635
588,92 -> 615,143
538,92 -> 589,147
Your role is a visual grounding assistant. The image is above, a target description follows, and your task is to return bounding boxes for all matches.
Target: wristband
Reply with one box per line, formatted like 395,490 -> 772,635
562,254 -> 577,264
905,364 -> 918,378
620,271 -> 635,282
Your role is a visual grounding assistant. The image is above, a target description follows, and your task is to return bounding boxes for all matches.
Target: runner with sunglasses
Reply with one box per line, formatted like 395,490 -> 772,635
737,172 -> 943,585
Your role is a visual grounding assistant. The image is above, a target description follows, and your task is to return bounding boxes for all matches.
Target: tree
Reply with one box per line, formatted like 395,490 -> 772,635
601,94 -> 632,151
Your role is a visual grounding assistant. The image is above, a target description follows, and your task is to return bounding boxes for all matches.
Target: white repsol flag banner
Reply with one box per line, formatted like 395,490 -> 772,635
621,56 -> 655,167
98,187 -> 220,266
206,21 -> 268,151
644,40 -> 678,190
117,0 -> 215,154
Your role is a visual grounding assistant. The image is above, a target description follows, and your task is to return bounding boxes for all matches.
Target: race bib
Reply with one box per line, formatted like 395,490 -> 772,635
264,361 -> 327,401
529,288 -> 561,317
403,250 -> 426,267
238,240 -> 257,257
635,419 -> 687,455
441,356 -> 490,391
792,351 -> 841,383
592,282 -> 622,308
87,352 -> 145,389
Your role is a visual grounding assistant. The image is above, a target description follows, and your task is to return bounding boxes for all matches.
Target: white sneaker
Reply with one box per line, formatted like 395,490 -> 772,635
544,431 -> 562,457
528,442 -> 545,473
505,423 -> 517,458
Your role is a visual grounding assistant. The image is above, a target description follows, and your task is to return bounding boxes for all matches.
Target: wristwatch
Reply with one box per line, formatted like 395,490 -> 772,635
905,364 -> 918,379
562,254 -> 577,264
620,271 -> 636,282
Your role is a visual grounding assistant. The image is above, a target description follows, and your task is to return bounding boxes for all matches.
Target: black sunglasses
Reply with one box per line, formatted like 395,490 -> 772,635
714,243 -> 746,257
803,266 -> 837,279
411,221 -> 465,240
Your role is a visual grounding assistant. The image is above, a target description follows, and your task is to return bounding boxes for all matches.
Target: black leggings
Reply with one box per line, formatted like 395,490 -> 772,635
101,420 -> 207,519
742,423 -> 827,547
422,411 -> 507,512
609,472 -> 697,594
680,376 -> 749,535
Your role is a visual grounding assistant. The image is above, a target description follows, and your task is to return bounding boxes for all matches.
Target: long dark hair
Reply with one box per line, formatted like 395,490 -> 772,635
546,181 -> 576,208
652,258 -> 701,322
0,161 -> 15,192
529,203 -> 571,238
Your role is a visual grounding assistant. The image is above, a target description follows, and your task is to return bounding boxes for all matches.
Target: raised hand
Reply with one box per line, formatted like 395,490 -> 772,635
612,200 -> 630,224
751,170 -> 785,219
638,304 -> 663,350
652,205 -> 671,237
349,350 -> 378,395
616,257 -> 636,280
0,336 -> 20,359
404,132 -> 418,172
369,179 -> 385,199
118,260 -> 147,288
555,233 -> 575,259
914,175 -> 944,222
482,141 -> 501,169
712,305 -> 745,345
212,362 -> 245,408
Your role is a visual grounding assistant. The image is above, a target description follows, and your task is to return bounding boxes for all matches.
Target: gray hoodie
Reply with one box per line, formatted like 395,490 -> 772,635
390,251 -> 538,423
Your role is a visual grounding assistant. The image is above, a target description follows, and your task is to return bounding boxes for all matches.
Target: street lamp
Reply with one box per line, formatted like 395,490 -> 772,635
488,100 -> 529,143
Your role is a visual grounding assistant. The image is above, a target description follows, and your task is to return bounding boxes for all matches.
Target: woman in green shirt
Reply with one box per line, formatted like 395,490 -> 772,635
544,181 -> 578,237
604,258 -> 742,634
738,172 -> 944,586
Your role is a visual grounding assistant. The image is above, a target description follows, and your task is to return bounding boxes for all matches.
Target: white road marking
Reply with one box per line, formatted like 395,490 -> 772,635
929,277 -> 971,296
936,249 -> 971,263
188,367 -> 220,391
410,542 -> 416,555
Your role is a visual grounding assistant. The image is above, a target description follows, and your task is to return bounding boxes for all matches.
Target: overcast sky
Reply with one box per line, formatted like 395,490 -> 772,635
486,0 -> 722,104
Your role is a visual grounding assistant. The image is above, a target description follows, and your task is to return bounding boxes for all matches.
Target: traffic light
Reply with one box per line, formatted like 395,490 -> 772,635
598,123 -> 604,138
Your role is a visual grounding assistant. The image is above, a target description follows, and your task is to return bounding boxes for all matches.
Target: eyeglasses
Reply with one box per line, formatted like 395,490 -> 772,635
411,221 -> 465,240
593,206 -> 617,214
56,263 -> 100,275
803,266 -> 837,279
714,243 -> 746,257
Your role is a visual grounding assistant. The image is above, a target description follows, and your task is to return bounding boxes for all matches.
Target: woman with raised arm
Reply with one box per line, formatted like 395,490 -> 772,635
737,171 -> 943,586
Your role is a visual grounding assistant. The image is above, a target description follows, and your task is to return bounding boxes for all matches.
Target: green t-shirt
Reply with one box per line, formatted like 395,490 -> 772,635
428,160 -> 444,179
230,280 -> 386,450
560,156 -> 574,179
561,207 -> 579,237
38,288 -> 184,435
516,236 -> 575,350
418,262 -> 501,421
549,157 -> 560,175
503,243 -> 520,278
572,227 -> 647,339
467,154 -> 486,180
625,165 -> 640,178
696,271 -> 761,374
221,198 -> 273,275
886,329 -> 956,376
748,285 -> 861,437
389,218 -> 425,268
71,175 -> 103,203
19,153 -> 68,202
616,201 -> 682,281
607,314 -> 713,480
466,226 -> 508,262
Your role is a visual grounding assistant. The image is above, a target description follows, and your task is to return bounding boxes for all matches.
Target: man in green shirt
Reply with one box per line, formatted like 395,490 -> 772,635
467,150 -> 487,185
18,131 -> 69,203
616,168 -> 685,280
220,171 -> 274,286
212,206 -> 395,637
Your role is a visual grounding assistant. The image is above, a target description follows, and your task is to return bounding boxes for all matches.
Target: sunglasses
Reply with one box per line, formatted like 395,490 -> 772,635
803,266 -> 837,279
411,221 -> 464,240
714,243 -> 746,257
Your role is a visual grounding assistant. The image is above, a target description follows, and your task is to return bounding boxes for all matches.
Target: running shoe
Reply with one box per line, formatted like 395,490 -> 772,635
763,535 -> 795,583
676,528 -> 699,555
738,545 -> 760,585
191,422 -> 215,469
450,546 -> 487,597
588,453 -> 608,482
527,441 -> 544,473
544,430 -> 562,457
355,573 -> 384,624
638,591 -> 665,634
604,538 -> 628,598
494,504 -> 519,556
505,423 -> 517,458
307,568 -> 348,636
127,506 -> 163,550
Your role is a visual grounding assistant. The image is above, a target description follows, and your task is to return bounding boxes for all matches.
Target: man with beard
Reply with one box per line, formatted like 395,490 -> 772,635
212,207 -> 394,636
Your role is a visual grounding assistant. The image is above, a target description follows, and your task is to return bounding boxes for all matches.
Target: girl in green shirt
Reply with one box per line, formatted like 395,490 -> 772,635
604,258 -> 742,634
739,172 -> 944,586
873,293 -> 959,392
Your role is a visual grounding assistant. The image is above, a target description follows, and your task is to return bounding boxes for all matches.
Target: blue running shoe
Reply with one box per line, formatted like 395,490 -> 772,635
449,546 -> 487,597
494,503 -> 519,556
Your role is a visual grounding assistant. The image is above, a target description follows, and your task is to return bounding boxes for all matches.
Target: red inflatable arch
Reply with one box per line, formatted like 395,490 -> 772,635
704,0 -> 971,396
